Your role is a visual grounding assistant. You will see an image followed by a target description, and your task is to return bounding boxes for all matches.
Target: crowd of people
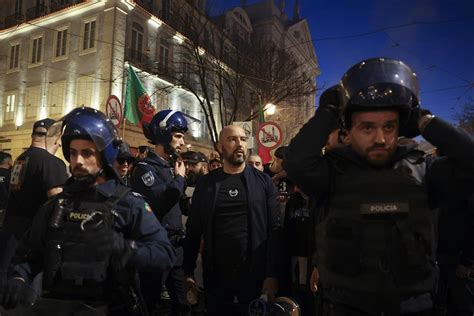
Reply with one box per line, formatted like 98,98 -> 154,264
0,57 -> 472,316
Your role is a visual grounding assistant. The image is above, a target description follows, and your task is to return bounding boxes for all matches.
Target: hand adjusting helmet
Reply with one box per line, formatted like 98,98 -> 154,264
143,109 -> 188,146
49,106 -> 122,180
339,57 -> 420,136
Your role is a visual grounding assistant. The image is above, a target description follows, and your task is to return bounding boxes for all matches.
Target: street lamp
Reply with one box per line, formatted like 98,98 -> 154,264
265,103 -> 276,115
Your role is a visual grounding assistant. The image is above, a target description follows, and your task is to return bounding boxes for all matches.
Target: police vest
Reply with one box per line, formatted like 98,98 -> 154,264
315,162 -> 437,303
43,185 -> 130,300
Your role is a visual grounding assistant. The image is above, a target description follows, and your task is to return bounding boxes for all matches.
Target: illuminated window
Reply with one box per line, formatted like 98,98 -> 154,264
76,76 -> 94,107
158,39 -> 170,73
131,22 -> 144,61
5,93 -> 17,121
48,80 -> 66,117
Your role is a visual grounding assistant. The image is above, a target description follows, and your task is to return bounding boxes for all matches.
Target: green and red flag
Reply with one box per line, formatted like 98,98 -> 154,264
124,65 -> 155,126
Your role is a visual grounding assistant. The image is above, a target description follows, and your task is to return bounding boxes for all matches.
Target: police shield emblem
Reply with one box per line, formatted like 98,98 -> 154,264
141,171 -> 155,186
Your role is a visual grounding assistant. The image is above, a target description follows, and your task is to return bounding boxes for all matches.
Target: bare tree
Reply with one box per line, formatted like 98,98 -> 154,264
454,97 -> 474,134
145,1 -> 317,150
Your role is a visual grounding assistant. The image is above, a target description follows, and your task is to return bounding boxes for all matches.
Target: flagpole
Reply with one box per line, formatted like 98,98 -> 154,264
122,118 -> 127,140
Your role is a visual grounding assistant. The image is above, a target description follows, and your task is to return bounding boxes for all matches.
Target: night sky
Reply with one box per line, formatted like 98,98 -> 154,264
216,0 -> 474,123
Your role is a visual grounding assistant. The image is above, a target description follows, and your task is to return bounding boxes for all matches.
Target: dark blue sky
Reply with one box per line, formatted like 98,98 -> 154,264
216,0 -> 474,123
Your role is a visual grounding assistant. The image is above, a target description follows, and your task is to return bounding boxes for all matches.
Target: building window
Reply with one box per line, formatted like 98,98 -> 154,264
48,80 -> 66,117
82,19 -> 96,51
5,93 -> 16,121
9,43 -> 20,70
131,22 -> 144,62
30,36 -> 43,65
25,86 -> 41,118
54,27 -> 68,59
181,54 -> 192,82
158,40 -> 170,73
76,76 -> 94,107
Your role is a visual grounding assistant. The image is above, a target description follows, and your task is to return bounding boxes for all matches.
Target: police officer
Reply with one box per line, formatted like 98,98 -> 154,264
130,109 -> 189,315
113,142 -> 136,187
285,58 -> 474,315
0,107 -> 175,315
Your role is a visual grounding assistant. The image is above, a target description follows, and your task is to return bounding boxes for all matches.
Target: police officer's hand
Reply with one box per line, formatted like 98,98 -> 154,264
0,277 -> 25,310
310,267 -> 320,293
175,160 -> 186,178
319,85 -> 343,115
399,106 -> 433,138
262,277 -> 278,301
184,275 -> 199,305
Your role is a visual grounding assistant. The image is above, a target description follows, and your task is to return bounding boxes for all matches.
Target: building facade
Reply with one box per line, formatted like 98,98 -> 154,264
0,0 -> 318,158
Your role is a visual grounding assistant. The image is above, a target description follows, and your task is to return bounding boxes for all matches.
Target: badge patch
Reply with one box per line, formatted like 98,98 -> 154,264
145,202 -> 152,213
360,202 -> 409,215
229,189 -> 238,197
141,171 -> 155,186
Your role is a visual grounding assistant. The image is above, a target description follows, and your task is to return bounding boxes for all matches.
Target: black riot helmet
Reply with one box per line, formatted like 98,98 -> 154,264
339,57 -> 420,130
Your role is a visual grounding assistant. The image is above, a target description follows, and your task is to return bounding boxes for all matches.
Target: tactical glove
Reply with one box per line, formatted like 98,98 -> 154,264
0,278 -> 25,310
319,85 -> 343,116
399,106 -> 432,138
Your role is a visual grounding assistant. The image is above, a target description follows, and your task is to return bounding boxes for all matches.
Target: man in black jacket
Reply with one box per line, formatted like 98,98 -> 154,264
285,58 -> 474,315
184,125 -> 280,315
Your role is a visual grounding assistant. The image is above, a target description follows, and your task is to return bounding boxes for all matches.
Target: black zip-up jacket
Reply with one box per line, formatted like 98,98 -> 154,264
183,165 -> 280,284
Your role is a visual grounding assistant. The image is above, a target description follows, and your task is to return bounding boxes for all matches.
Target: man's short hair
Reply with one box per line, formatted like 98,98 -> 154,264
0,151 -> 12,165
32,118 -> 56,136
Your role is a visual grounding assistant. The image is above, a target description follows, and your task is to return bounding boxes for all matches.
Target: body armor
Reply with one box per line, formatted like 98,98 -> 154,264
43,186 -> 130,300
315,161 -> 437,312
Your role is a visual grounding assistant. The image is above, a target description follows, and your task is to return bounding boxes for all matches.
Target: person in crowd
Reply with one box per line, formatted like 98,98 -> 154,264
0,107 -> 175,315
247,154 -> 264,172
184,125 -> 280,316
1,118 -> 69,301
4,118 -> 68,239
130,110 -> 189,315
427,157 -> 474,316
113,142 -> 136,187
208,158 -> 222,171
181,151 -> 208,189
136,146 -> 152,159
0,151 -> 12,220
285,58 -> 474,315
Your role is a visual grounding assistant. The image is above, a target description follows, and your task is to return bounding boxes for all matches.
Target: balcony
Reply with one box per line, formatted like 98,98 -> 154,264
4,13 -> 25,28
26,3 -> 47,21
50,0 -> 83,13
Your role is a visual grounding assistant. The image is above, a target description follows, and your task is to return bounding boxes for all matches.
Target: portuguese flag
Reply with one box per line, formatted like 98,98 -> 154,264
124,65 -> 155,126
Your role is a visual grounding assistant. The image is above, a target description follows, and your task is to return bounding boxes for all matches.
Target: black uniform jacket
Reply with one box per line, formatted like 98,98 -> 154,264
183,165 -> 280,282
13,179 -> 176,283
284,107 -> 474,204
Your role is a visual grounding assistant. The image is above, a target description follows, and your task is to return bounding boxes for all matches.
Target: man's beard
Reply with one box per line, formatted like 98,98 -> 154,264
223,148 -> 246,166
364,144 -> 395,167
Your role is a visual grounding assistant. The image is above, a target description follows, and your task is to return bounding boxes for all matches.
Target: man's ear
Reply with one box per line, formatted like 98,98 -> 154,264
217,143 -> 223,154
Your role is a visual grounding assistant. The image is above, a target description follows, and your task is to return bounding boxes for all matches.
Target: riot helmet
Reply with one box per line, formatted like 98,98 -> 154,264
50,107 -> 121,171
340,57 -> 420,129
143,109 -> 188,146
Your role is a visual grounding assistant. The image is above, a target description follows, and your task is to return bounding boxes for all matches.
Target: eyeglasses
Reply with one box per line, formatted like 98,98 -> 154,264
117,158 -> 134,165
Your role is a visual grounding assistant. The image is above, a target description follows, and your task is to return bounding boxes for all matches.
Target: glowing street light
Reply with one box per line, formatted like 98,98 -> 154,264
265,103 -> 276,115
